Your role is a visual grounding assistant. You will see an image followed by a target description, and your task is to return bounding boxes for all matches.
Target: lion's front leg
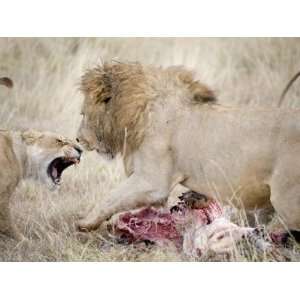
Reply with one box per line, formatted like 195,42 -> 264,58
77,174 -> 170,231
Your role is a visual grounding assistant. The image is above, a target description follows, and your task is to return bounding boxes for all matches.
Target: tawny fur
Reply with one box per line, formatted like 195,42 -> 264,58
79,62 -> 215,158
0,129 -> 81,239
77,62 -> 300,234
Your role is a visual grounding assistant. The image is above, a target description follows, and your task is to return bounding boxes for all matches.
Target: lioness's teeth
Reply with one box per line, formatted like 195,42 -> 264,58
52,168 -> 58,178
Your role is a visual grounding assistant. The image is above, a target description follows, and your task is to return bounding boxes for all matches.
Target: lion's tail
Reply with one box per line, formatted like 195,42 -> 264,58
0,77 -> 13,89
279,71 -> 300,107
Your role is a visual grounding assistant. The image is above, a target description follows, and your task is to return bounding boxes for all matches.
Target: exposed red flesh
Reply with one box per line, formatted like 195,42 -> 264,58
110,194 -> 279,256
111,198 -> 223,247
114,207 -> 182,246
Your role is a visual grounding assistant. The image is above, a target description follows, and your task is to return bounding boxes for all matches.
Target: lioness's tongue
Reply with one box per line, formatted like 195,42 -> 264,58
52,167 -> 58,179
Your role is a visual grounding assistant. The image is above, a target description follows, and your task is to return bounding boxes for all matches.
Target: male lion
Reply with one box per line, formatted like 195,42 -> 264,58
0,78 -> 83,238
76,62 -> 300,240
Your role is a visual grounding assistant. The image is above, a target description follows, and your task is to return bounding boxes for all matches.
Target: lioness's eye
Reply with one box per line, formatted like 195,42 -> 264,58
56,138 -> 63,144
103,97 -> 111,104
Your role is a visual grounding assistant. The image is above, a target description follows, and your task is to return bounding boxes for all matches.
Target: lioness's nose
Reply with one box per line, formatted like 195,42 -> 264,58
74,145 -> 83,156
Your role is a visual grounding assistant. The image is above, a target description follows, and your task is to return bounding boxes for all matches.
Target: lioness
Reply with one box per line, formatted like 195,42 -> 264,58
0,79 -> 82,238
76,62 -> 300,239
0,129 -> 82,238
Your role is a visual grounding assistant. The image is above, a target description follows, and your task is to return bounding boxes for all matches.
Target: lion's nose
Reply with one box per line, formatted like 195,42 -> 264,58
75,137 -> 83,154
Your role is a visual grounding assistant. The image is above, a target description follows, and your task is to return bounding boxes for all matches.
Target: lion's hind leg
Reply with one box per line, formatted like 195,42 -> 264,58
269,164 -> 300,239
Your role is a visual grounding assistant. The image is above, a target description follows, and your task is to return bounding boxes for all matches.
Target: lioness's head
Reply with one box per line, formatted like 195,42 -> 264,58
22,130 -> 82,189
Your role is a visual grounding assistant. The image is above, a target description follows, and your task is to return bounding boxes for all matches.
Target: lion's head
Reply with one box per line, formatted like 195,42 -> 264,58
77,62 -> 216,159
21,130 -> 82,189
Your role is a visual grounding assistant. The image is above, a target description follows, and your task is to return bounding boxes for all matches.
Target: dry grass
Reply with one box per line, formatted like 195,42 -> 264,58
0,38 -> 300,261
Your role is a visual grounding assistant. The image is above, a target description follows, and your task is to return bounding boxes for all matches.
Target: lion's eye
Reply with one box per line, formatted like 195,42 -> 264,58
56,139 -> 63,144
103,97 -> 111,104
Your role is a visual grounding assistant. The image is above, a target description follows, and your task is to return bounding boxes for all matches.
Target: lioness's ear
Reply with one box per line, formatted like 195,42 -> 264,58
80,67 -> 112,104
0,77 -> 13,89
21,130 -> 43,145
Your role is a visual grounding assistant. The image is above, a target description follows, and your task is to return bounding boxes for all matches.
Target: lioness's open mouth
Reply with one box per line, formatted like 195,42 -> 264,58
47,156 -> 80,185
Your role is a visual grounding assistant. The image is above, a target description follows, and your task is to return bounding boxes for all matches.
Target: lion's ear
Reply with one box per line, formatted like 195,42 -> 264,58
21,130 -> 43,145
189,81 -> 216,103
0,77 -> 13,89
168,66 -> 216,103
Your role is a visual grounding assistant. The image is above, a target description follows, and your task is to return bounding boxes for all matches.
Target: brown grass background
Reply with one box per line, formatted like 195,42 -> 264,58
0,37 -> 300,261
